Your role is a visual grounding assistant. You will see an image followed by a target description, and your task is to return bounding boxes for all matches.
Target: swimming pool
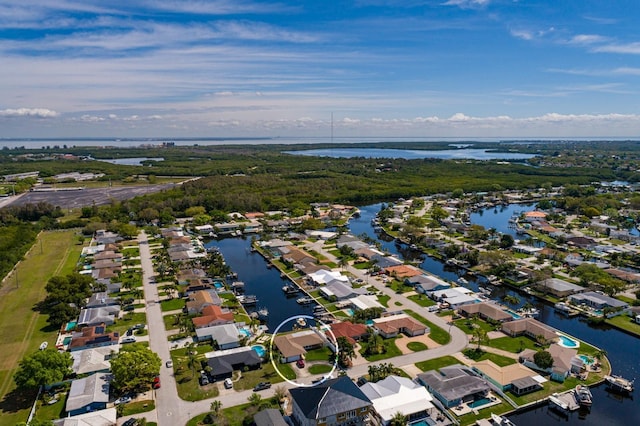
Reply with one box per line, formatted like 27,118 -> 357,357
557,333 -> 580,348
213,281 -> 224,289
504,309 -> 522,320
65,321 -> 77,331
252,345 -> 266,357
239,328 -> 252,338
579,354 -> 595,365
345,308 -> 354,317
468,398 -> 492,408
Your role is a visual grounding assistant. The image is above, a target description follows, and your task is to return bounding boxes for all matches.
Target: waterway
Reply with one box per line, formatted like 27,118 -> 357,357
209,202 -> 638,425
204,238 -> 317,333
285,147 -> 536,161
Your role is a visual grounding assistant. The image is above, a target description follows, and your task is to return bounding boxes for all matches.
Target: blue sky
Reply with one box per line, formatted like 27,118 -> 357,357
2,0 -> 640,138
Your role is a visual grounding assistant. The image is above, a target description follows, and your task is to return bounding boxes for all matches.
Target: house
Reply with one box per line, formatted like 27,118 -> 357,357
369,254 -> 403,269
65,373 -> 110,416
320,281 -> 366,301
68,324 -> 119,352
185,290 -> 222,314
535,278 -> 585,298
458,302 -> 513,323
77,306 -> 120,327
328,321 -> 369,345
70,346 -> 117,375
274,330 -> 327,363
360,375 -> 435,425
371,314 -> 429,338
568,291 -> 629,311
566,236 -> 597,249
192,305 -> 235,328
93,251 -> 123,262
185,278 -> 218,295
85,292 -> 119,308
384,264 -> 422,279
53,407 -> 117,426
430,287 -> 479,309
195,323 -> 242,349
307,270 -> 350,286
416,365 -> 490,408
405,274 -> 451,294
349,295 -> 385,312
501,318 -> 558,345
280,246 -> 317,267
205,346 -> 262,381
289,376 -> 373,426
518,344 -> 579,382
254,408 -> 288,426
471,360 -> 542,395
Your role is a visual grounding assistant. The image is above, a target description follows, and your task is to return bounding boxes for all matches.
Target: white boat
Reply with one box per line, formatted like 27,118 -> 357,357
548,393 -> 569,411
554,302 -> 572,313
296,317 -> 307,327
574,385 -> 593,407
605,374 -> 634,393
39,341 -> 48,350
490,413 -> 516,426
457,277 -> 468,285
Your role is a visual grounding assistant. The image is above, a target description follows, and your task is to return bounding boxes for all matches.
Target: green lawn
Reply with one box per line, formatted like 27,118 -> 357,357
360,338 -> 402,362
407,341 -> 428,352
415,355 -> 460,372
304,347 -> 333,362
484,336 -> 538,353
308,364 -> 333,374
107,312 -> 147,335
407,294 -> 437,307
121,399 -> 155,416
0,229 -> 84,426
454,317 -> 498,334
404,309 -> 451,345
231,363 -> 287,391
463,348 -> 516,366
377,294 -> 391,307
160,298 -> 185,312
606,314 -> 640,337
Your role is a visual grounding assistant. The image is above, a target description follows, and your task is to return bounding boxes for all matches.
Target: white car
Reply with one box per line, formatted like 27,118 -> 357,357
121,336 -> 136,344
114,396 -> 132,405
224,378 -> 233,389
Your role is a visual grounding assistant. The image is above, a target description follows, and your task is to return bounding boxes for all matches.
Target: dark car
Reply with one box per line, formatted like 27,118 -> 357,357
123,305 -> 135,311
152,376 -> 161,389
296,359 -> 305,368
122,419 -> 138,426
253,382 -> 271,392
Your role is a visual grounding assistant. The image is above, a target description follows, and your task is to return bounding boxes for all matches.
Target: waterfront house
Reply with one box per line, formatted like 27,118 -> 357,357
518,344 -> 579,382
405,274 -> 450,294
65,373 -> 110,416
195,323 -> 241,349
371,313 -> 429,338
185,289 -> 222,314
307,270 -> 350,286
289,376 -> 373,426
274,330 -> 327,363
458,302 -> 513,323
430,287 -> 479,309
320,281 -> 366,301
501,318 -> 558,345
192,305 -> 235,328
360,375 -> 435,425
535,278 -> 585,298
568,291 -> 629,312
384,264 -> 422,279
417,365 -> 490,408
471,360 -> 542,395
349,294 -> 385,312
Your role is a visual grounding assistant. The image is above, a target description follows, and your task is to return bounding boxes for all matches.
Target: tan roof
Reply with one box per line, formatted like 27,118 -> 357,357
472,359 -> 537,386
502,318 -> 557,341
384,264 -> 422,278
373,314 -> 426,334
274,331 -> 325,358
525,211 -> 547,218
459,302 -> 512,322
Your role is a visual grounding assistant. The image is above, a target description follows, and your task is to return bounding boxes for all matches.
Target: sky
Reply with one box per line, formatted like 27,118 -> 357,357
2,0 -> 640,139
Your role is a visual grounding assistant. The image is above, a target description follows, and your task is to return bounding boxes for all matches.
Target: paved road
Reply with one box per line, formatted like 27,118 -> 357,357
137,231 -> 182,426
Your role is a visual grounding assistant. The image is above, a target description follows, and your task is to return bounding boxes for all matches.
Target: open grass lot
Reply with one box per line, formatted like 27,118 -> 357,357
415,355 -> 460,372
462,348 -> 516,367
121,399 -> 155,416
404,309 -> 451,345
360,338 -> 402,362
160,298 -> 186,312
231,362 -> 287,391
407,294 -> 437,307
484,336 -> 539,353
407,341 -> 428,352
0,230 -> 84,426
188,400 -> 281,426
106,312 -> 147,335
454,317 -> 498,334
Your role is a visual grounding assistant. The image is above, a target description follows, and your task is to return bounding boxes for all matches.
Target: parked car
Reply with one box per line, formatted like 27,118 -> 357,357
123,305 -> 135,311
121,336 -> 136,344
253,382 -> 271,392
132,324 -> 145,330
224,378 -> 233,389
122,419 -> 138,426
296,359 -> 305,368
199,376 -> 209,386
165,360 -> 173,368
114,395 -> 132,405
152,376 -> 161,389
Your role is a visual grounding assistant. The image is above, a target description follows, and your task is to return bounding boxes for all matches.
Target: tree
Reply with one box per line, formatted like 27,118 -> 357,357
336,336 -> 356,368
471,327 -> 488,351
390,412 -> 408,426
110,345 -> 161,394
14,349 -> 73,389
273,386 -> 287,403
533,350 -> 554,369
210,400 -> 222,418
248,392 -> 262,406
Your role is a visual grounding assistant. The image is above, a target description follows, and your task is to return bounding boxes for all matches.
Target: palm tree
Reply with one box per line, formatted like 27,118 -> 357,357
186,343 -> 199,378
248,393 -> 262,407
336,336 -> 355,368
390,411 -> 408,426
210,400 -> 222,417
595,348 -> 608,361
273,386 -> 287,403
472,327 -> 488,351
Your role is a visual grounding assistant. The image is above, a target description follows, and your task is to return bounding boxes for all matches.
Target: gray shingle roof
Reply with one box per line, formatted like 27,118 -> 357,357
290,376 -> 371,420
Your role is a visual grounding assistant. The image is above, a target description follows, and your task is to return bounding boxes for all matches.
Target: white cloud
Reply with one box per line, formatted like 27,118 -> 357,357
569,34 -> 608,45
510,29 -> 533,40
443,0 -> 490,9
594,42 -> 640,55
0,107 -> 58,118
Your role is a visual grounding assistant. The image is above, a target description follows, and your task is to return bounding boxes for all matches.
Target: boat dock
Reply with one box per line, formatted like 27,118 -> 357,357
550,391 -> 580,411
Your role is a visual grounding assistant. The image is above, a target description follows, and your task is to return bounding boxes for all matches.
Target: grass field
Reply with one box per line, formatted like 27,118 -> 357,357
0,230 -> 83,426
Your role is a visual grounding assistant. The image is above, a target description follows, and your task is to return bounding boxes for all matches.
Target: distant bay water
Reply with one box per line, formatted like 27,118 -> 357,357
284,147 -> 536,160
